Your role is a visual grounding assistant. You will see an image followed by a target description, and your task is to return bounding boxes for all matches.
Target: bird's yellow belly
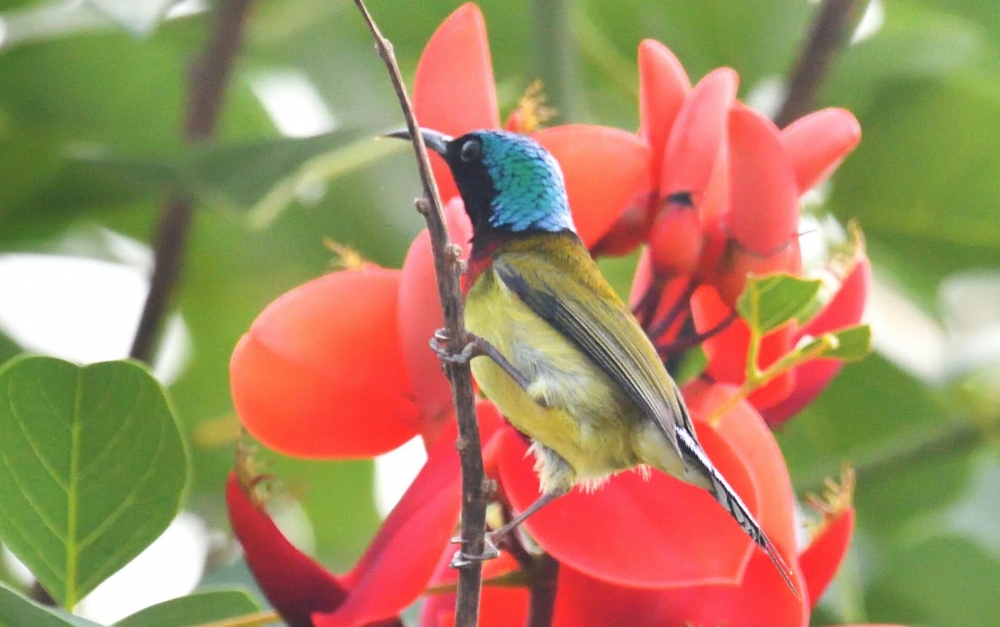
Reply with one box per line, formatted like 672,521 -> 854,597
465,273 -> 640,487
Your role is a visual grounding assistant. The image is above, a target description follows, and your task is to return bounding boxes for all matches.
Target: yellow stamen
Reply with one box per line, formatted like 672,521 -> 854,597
508,80 -> 556,134
806,464 -> 856,537
323,239 -> 366,270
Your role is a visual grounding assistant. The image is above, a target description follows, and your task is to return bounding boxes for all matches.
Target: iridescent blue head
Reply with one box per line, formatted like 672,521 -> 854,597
399,128 -> 576,251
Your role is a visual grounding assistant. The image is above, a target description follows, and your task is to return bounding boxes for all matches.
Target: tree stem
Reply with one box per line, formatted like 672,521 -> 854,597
527,554 -> 560,627
530,0 -> 579,120
775,0 -> 865,128
130,0 -> 255,361
349,3 -> 489,627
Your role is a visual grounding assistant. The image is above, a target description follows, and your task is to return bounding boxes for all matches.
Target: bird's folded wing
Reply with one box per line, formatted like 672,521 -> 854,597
493,252 -> 694,454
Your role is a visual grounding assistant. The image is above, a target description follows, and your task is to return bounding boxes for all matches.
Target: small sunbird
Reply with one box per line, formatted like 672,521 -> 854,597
390,128 -> 796,595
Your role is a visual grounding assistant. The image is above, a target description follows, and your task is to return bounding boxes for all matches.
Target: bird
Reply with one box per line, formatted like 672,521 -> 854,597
389,127 -> 796,595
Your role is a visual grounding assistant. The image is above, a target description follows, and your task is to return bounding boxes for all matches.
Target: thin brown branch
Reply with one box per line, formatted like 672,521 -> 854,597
130,0 -> 255,361
775,0 -> 865,128
350,2 -> 489,627
527,554 -> 560,627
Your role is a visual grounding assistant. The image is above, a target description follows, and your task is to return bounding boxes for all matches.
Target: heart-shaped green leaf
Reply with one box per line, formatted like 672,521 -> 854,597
114,589 -> 259,627
737,273 -> 823,335
0,356 -> 190,609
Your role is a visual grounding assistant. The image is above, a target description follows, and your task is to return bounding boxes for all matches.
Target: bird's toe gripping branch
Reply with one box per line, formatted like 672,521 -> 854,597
430,329 -> 532,391
449,534 -> 501,568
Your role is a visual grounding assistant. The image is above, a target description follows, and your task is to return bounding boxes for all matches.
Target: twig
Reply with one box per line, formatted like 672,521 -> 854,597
527,554 -> 560,627
349,3 -> 489,627
774,0 -> 865,128
130,0 -> 255,361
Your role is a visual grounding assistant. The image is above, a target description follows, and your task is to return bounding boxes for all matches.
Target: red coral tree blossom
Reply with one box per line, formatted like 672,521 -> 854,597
226,4 -> 882,627
604,40 -> 870,423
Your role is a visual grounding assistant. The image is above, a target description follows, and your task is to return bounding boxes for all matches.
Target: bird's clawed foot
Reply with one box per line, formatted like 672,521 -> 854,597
430,329 -> 531,391
449,531 -> 502,568
430,329 -> 478,365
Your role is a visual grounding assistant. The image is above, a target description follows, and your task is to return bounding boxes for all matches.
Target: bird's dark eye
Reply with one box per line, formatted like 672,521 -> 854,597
460,139 -> 482,162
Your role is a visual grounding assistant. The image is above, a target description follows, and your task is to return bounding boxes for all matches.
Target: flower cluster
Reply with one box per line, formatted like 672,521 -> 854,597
226,4 -> 887,627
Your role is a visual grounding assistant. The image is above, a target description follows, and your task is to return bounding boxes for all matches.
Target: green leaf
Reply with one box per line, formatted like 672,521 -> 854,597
736,273 -> 823,334
829,5 -> 986,115
0,356 -> 190,609
872,533 -> 1000,627
800,324 -> 873,362
0,331 -> 21,366
0,581 -> 102,627
114,589 -> 259,627
70,129 -> 403,225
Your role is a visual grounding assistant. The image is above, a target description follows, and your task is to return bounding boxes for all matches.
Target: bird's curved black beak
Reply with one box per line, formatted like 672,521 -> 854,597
384,127 -> 452,156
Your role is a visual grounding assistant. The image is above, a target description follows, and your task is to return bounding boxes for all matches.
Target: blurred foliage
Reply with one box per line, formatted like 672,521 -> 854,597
0,0 -> 997,625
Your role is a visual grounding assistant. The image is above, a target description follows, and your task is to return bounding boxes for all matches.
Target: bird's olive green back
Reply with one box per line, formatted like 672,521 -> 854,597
489,232 -> 695,452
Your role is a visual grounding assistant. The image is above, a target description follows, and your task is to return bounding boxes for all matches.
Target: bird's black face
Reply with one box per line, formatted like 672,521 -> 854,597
440,133 -> 498,242
387,128 -> 499,250
388,127 -> 574,253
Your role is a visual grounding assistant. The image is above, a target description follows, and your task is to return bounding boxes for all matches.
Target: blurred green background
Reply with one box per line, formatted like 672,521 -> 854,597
0,0 -> 998,625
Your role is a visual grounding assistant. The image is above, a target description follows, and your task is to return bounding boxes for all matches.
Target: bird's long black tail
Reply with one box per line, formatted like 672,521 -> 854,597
676,427 -> 799,598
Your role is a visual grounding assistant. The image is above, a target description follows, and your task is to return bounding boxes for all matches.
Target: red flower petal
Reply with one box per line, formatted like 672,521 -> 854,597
638,39 -> 691,180
231,268 -> 419,458
647,202 -> 703,276
225,472 -> 350,627
588,188 -> 656,257
421,575 -> 527,627
398,200 -> 474,438
413,3 -> 500,203
781,108 -> 861,193
727,105 -> 799,257
419,536 -> 525,627
760,357 -> 839,426
683,381 -> 798,554
701,145 -> 730,227
799,508 -> 855,607
660,68 -> 738,205
761,256 -> 870,425
533,125 -> 650,247
496,424 -> 757,588
713,238 -> 802,306
803,256 -> 871,338
313,427 -> 464,627
420,585 -> 528,627
553,553 -> 807,627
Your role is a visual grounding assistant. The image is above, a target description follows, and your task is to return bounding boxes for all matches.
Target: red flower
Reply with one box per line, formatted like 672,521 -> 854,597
227,4 -> 871,625
228,5 -> 650,625
420,385 -> 874,627
617,39 -> 866,417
